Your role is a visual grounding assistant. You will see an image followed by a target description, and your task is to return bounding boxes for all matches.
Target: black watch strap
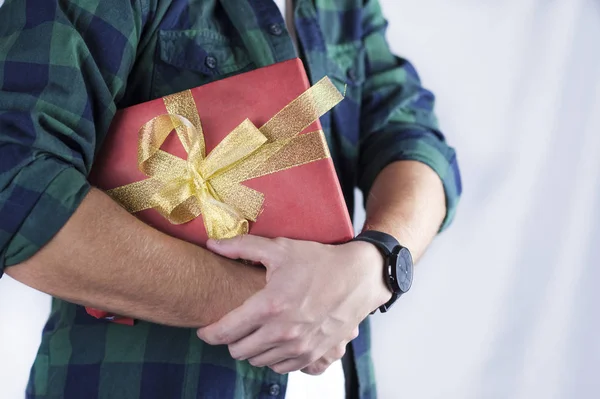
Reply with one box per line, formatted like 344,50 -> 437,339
353,230 -> 403,313
352,230 -> 397,256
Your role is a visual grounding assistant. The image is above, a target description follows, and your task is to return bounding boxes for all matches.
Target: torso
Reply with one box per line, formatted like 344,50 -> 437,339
29,0 -> 373,397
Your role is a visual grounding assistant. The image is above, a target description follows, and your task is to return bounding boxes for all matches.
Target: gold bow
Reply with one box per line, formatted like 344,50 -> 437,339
107,77 -> 344,239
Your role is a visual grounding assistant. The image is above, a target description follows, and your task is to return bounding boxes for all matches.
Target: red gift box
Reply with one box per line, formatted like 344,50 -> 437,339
87,58 -> 354,324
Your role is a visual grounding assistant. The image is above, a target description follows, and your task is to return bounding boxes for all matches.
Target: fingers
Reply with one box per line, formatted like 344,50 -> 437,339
247,347 -> 297,369
245,330 -> 314,368
231,322 -> 315,367
199,235 -> 281,345
262,335 -> 342,375
268,340 -> 347,375
349,327 -> 360,341
227,327 -> 277,361
207,235 -> 280,264
267,352 -> 321,375
301,342 -> 347,376
197,292 -> 270,345
300,327 -> 358,376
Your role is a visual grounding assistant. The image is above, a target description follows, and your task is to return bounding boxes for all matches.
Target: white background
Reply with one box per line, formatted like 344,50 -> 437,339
1,0 -> 600,398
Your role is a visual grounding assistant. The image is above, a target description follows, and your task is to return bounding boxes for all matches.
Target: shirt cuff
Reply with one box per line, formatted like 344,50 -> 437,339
358,128 -> 462,232
0,159 -> 90,274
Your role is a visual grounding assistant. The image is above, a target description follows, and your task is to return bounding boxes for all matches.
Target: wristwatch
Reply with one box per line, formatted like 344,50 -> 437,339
353,230 -> 413,313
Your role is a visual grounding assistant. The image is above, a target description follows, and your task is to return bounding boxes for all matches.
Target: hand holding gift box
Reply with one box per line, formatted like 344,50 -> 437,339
87,59 -> 353,324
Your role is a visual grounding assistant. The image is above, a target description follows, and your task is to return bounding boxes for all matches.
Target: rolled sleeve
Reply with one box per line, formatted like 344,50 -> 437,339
358,125 -> 461,231
0,0 -> 144,273
0,158 -> 90,271
358,0 -> 462,230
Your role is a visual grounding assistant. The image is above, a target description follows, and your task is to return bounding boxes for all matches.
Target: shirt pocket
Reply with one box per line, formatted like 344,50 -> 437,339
325,42 -> 366,95
152,29 -> 254,99
324,42 -> 366,144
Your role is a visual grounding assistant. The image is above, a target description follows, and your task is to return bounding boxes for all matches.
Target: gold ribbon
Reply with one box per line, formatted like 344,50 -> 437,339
107,77 -> 343,239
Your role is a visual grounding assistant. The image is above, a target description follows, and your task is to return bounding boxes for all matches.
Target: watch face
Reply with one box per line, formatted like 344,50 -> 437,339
394,247 -> 413,293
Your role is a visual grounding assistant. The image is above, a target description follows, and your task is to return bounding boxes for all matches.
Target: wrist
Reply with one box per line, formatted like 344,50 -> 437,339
346,241 -> 393,311
362,220 -> 417,261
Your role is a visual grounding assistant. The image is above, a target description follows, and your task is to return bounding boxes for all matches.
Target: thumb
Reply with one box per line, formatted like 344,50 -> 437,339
206,235 -> 278,264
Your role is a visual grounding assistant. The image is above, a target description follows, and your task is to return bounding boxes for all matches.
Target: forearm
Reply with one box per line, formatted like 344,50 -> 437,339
363,160 -> 446,262
5,188 -> 265,327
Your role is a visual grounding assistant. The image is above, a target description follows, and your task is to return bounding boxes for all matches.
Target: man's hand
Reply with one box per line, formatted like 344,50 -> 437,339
197,235 -> 390,374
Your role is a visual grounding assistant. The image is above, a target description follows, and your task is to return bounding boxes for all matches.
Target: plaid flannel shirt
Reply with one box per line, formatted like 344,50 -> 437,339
0,0 -> 462,398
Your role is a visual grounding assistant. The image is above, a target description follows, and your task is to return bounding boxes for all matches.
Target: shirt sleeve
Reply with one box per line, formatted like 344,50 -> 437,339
0,0 -> 145,273
357,0 -> 462,231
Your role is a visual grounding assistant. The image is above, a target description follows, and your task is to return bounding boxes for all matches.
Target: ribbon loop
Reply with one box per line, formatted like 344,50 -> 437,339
198,119 -> 268,180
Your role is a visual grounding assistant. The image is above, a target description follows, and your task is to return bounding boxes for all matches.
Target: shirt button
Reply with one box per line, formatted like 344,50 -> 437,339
205,55 -> 217,69
269,23 -> 283,36
347,67 -> 358,82
268,383 -> 281,396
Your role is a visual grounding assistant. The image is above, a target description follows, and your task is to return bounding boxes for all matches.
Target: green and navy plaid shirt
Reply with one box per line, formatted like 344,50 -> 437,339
0,0 -> 461,398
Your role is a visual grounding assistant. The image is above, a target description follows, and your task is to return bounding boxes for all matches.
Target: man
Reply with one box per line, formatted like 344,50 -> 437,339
0,0 -> 461,398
